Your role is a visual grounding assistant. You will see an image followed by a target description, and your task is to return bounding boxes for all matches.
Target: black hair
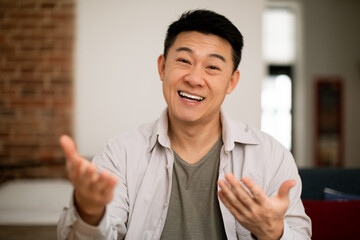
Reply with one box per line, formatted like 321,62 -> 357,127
164,9 -> 244,72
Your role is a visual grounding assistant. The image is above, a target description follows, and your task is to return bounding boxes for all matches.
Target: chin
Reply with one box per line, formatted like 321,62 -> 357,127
170,109 -> 202,123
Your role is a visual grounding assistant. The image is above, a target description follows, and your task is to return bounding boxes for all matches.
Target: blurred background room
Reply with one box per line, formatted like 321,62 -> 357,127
0,0 -> 359,239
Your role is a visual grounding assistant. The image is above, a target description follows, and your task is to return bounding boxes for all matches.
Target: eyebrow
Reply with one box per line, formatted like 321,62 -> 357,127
176,47 -> 227,63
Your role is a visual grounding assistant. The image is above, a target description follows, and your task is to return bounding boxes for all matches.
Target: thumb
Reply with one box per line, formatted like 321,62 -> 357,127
278,179 -> 296,201
59,134 -> 79,159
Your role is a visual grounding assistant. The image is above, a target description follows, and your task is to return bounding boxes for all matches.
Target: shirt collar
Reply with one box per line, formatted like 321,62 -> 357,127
149,109 -> 171,152
220,109 -> 259,151
149,108 -> 259,152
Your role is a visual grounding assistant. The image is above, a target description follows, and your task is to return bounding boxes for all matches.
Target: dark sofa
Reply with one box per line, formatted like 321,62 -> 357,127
298,168 -> 360,239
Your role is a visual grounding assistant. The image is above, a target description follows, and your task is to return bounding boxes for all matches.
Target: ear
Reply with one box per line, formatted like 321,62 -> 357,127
226,70 -> 240,94
157,54 -> 166,82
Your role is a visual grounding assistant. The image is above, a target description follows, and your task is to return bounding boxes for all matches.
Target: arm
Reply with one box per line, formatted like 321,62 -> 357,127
60,135 -> 117,224
57,135 -> 122,240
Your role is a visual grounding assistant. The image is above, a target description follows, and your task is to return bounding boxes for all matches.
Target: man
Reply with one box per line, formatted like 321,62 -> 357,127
58,10 -> 311,239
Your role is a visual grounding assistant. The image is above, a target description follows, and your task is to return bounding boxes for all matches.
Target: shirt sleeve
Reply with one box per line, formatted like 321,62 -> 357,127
57,193 -> 117,240
245,135 -> 312,239
280,219 -> 311,240
57,140 -> 129,240
276,150 -> 312,239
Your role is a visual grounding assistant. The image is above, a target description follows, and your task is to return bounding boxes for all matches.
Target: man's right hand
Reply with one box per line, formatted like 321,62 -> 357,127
59,135 -> 117,226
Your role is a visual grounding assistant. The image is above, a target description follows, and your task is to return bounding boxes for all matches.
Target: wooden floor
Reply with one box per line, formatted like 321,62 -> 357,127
0,225 -> 57,240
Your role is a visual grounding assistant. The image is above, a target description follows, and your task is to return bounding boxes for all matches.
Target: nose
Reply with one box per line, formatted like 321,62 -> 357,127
184,65 -> 205,87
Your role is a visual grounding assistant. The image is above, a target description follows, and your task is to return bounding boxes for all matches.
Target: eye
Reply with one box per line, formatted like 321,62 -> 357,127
177,58 -> 190,64
208,65 -> 220,71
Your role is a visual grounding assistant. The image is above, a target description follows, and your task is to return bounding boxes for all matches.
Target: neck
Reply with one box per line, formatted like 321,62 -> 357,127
168,112 -> 222,164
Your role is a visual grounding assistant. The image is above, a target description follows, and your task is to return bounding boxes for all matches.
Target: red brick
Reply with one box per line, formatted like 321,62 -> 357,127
0,64 -> 17,73
6,55 -> 43,63
0,33 -> 7,42
9,12 -> 45,20
41,22 -> 57,30
0,23 -> 19,30
0,107 -> 17,116
11,33 -> 46,41
18,2 -> 38,9
50,12 -> 74,20
0,45 -> 17,54
9,79 -> 45,90
0,90 -> 18,98
0,2 -> 17,9
10,99 -> 47,107
60,2 -> 75,9
0,0 -> 74,179
41,2 -> 57,9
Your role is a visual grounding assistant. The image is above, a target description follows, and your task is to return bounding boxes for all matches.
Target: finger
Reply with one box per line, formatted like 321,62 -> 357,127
101,172 -> 118,202
60,135 -> 91,182
88,171 -> 109,194
86,171 -> 117,204
85,168 -> 116,193
218,178 -> 232,193
218,179 -> 248,215
218,188 -> 244,221
241,176 -> 267,204
225,173 -> 254,207
59,135 -> 78,160
277,179 -> 296,201
105,172 -> 118,188
100,171 -> 118,192
65,151 -> 87,182
77,163 -> 99,189
67,157 -> 81,182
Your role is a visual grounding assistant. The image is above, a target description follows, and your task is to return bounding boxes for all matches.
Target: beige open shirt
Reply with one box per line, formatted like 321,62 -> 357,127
57,109 -> 311,239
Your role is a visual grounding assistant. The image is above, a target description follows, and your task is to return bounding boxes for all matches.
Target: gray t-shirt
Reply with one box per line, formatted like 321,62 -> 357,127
160,137 -> 227,239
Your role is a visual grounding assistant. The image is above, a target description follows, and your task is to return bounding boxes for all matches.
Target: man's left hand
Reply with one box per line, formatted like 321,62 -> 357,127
218,173 -> 296,240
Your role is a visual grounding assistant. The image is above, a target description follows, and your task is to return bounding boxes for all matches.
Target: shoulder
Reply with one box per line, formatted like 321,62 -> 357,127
226,117 -> 294,166
222,111 -> 288,153
246,124 -> 288,153
106,119 -> 158,152
92,119 -> 159,172
246,124 -> 292,162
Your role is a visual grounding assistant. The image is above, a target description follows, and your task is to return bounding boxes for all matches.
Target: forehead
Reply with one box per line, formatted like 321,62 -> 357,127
170,31 -> 232,57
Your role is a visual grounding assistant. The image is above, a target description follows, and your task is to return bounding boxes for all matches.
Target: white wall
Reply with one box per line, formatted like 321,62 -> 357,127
75,0 -> 265,157
303,0 -> 360,167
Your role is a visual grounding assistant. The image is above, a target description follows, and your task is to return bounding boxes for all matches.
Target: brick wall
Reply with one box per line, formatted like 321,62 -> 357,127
0,0 -> 74,182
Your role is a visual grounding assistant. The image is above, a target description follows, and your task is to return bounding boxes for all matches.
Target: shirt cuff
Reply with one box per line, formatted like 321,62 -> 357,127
69,192 -> 110,237
279,220 -> 290,240
250,220 -> 287,240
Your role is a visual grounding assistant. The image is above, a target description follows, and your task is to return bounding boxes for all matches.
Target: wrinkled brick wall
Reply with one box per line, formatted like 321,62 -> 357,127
0,0 -> 74,182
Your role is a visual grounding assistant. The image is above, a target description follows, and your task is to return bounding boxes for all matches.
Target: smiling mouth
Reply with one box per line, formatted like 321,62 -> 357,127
178,91 -> 205,102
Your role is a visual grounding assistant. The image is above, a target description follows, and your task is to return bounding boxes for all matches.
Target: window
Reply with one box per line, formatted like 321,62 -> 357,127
262,6 -> 296,151
262,71 -> 292,150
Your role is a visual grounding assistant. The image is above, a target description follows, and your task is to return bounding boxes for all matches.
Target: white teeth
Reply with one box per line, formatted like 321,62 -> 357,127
179,91 -> 204,101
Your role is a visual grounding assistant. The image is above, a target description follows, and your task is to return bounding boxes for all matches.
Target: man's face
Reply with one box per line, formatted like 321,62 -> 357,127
158,31 -> 239,126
